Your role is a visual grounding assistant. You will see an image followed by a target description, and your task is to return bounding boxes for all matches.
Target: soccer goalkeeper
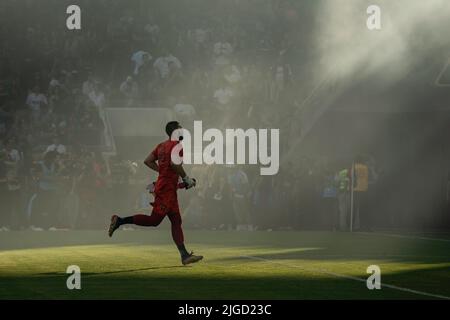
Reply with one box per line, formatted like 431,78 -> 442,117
108,121 -> 203,265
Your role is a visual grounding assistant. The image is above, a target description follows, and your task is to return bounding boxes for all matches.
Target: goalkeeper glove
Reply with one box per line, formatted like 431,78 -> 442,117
146,182 -> 156,194
182,176 -> 196,189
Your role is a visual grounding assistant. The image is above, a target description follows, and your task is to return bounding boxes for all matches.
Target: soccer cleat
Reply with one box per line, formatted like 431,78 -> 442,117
108,215 -> 120,237
182,251 -> 203,265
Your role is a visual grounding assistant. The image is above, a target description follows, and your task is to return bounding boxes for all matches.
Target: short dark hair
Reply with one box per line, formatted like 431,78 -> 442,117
165,121 -> 180,137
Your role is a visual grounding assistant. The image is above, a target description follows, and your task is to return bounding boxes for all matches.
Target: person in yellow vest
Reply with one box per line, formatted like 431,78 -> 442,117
353,155 -> 369,231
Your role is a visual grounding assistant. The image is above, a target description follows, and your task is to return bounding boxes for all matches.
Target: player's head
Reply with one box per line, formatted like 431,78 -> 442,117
165,121 -> 181,136
165,121 -> 183,141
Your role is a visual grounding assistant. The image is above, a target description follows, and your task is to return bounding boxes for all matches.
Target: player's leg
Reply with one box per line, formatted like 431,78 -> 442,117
108,211 -> 164,237
109,194 -> 169,236
167,211 -> 203,265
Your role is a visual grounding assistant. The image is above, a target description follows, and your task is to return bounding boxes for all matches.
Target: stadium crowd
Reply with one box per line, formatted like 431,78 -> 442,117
0,0 -> 379,232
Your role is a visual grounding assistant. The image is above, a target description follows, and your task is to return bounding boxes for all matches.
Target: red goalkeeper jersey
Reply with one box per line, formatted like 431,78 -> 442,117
151,139 -> 183,195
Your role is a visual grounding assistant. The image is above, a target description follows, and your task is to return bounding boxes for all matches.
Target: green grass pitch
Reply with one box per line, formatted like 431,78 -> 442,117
1,229 -> 449,299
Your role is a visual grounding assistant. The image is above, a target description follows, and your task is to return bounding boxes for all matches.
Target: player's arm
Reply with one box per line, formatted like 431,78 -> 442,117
171,162 -> 187,178
144,151 -> 159,173
171,163 -> 196,189
169,144 -> 196,189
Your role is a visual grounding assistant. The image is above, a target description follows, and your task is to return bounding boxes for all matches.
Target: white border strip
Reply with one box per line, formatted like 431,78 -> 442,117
241,255 -> 450,300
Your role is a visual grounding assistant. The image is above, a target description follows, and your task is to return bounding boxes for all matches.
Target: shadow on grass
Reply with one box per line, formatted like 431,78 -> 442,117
2,265 -> 450,300
36,265 -> 190,277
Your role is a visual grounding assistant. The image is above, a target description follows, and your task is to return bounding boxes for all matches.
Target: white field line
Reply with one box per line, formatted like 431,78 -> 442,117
240,255 -> 450,300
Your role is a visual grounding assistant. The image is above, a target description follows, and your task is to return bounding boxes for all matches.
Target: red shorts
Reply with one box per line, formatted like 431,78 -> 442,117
152,191 -> 180,216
